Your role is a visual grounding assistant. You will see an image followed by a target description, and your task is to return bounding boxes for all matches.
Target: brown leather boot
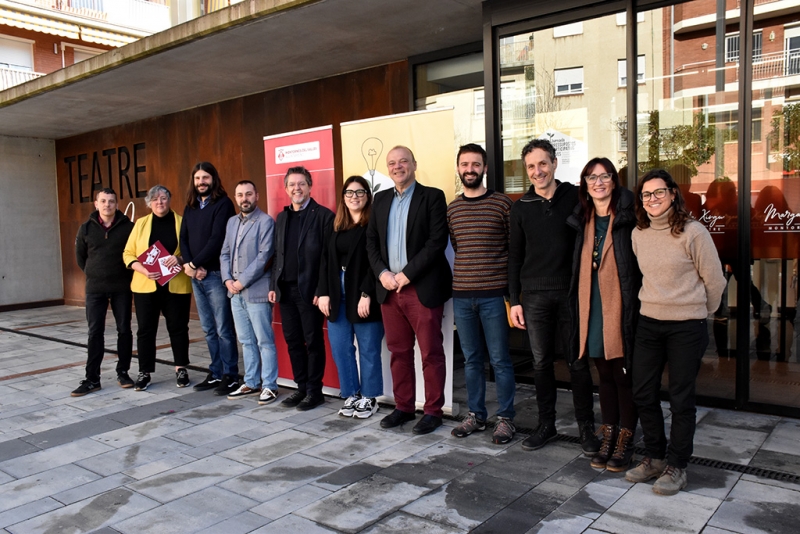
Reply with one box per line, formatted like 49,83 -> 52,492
590,424 -> 617,469
606,427 -> 635,472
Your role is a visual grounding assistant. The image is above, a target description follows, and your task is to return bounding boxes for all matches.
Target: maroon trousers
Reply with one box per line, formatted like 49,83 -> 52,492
381,286 -> 446,417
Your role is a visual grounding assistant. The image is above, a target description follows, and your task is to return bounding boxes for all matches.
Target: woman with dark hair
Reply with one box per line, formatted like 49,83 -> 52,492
625,169 -> 726,495
567,157 -> 641,473
317,176 -> 384,418
123,185 -> 193,391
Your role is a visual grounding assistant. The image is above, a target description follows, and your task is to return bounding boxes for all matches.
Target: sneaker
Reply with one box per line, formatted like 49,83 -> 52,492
214,375 -> 240,396
117,372 -> 134,389
579,420 -> 601,456
625,456 -> 667,483
492,417 -> 516,445
134,372 -> 151,391
281,390 -> 306,408
297,394 -> 325,411
451,412 -> 486,438
227,384 -> 260,399
653,465 -> 688,496
258,388 -> 279,405
521,420 -> 557,451
176,368 -> 190,388
193,372 -> 221,391
71,380 -> 101,397
338,394 -> 362,417
353,397 -> 379,419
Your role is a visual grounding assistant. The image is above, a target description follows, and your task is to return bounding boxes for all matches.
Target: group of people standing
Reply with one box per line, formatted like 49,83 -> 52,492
71,137 -> 724,497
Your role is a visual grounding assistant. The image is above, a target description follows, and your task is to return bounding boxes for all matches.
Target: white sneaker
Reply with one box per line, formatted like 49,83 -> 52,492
353,397 -> 379,419
258,388 -> 279,405
227,384 -> 260,399
338,394 -> 361,417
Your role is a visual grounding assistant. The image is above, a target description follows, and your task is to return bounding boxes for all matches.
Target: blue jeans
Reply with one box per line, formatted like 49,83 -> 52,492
231,294 -> 278,390
193,271 -> 238,377
453,297 -> 516,420
327,272 -> 384,398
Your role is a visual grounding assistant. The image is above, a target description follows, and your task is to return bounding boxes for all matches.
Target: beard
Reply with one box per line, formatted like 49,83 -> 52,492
239,201 -> 255,213
194,184 -> 210,197
459,171 -> 483,190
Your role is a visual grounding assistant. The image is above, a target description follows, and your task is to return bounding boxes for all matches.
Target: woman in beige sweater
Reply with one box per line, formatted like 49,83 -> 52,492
625,169 -> 726,496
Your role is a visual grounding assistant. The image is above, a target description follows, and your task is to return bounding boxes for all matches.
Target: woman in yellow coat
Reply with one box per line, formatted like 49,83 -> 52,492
123,185 -> 193,391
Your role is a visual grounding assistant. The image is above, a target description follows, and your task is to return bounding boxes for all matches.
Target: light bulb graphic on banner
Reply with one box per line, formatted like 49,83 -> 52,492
361,137 -> 383,193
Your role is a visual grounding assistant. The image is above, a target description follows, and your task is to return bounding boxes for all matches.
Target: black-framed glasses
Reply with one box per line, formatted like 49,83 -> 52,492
344,189 -> 367,198
586,173 -> 612,184
640,188 -> 670,202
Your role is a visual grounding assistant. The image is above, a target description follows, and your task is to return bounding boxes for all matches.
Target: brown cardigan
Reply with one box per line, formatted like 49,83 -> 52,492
578,213 -> 624,360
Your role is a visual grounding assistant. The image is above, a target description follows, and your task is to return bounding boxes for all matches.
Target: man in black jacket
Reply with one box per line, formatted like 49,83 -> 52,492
269,166 -> 334,411
180,162 -> 238,393
366,145 -> 452,435
72,188 -> 134,397
508,139 -> 599,454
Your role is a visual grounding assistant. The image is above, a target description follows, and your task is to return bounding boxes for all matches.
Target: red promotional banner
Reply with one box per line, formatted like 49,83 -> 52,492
263,125 -> 336,218
263,125 -> 339,392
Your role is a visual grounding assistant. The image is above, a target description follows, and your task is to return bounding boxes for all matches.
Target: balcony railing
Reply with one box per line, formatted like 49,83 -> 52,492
741,50 -> 800,80
15,0 -> 170,33
0,66 -> 44,92
201,0 -> 246,15
499,41 -> 534,67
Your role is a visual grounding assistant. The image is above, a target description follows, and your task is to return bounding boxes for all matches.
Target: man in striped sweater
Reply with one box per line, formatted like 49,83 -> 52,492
447,143 -> 517,444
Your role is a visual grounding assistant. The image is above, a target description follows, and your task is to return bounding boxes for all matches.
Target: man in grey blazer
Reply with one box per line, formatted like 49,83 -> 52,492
220,180 -> 279,405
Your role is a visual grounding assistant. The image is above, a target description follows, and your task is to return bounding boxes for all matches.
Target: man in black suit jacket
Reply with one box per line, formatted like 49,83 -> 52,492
366,145 -> 452,435
269,166 -> 334,411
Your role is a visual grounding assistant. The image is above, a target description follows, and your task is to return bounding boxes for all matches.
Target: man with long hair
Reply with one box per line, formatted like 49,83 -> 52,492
180,161 -> 238,394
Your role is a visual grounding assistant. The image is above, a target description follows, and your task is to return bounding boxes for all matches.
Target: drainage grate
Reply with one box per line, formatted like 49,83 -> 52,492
443,412 -> 800,484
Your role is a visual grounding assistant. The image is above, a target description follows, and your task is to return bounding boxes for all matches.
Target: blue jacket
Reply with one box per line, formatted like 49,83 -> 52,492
220,207 -> 275,303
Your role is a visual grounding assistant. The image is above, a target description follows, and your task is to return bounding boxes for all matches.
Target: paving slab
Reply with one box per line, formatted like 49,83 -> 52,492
6,488 -> 159,534
295,474 -> 431,533
748,449 -> 800,477
554,481 -> 627,520
75,436 -> 189,476
591,483 -> 722,534
250,513 -> 337,533
758,419 -> 800,456
250,484 -> 332,520
470,441 -> 581,487
527,510 -> 594,533
0,499 -> 63,530
92,417 -> 193,449
120,452 -> 201,481
0,464 -> 101,516
312,462 -> 383,491
692,424 -> 769,465
18,417 -> 127,450
379,444 -> 492,489
219,453 -> 339,501
361,434 -> 444,468
469,488 -> 566,534
707,479 -> 800,534
195,511 -> 271,534
126,455 -> 251,503
0,438 -> 113,478
104,398 -> 205,427
113,486 -> 258,534
218,428 -> 329,467
361,511 -> 466,534
401,471 -> 531,531
303,426 -> 417,466
163,414 -> 264,447
0,439 -> 40,464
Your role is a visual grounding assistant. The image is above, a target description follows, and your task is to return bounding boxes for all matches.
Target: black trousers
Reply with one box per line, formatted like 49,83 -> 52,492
521,289 -> 595,424
632,315 -> 708,469
133,286 -> 191,373
279,282 -> 326,394
593,357 -> 637,430
85,291 -> 133,382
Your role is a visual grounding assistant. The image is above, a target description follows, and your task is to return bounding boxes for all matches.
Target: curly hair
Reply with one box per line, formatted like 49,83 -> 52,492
634,169 -> 692,236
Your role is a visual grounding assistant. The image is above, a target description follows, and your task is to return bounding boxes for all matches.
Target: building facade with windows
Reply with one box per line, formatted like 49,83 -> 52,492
0,0 -> 798,416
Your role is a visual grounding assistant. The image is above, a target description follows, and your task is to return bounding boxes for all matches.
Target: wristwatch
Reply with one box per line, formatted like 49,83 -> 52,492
361,292 -> 369,299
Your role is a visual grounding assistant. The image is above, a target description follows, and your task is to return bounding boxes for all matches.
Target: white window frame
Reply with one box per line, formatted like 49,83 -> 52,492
474,89 -> 485,115
618,56 -> 646,86
554,67 -> 584,95
0,34 -> 35,71
553,22 -> 583,38
61,42 -> 104,68
725,31 -> 762,63
616,12 -> 645,25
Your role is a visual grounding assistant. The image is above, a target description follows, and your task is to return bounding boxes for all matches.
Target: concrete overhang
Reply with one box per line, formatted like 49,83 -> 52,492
0,0 -> 483,140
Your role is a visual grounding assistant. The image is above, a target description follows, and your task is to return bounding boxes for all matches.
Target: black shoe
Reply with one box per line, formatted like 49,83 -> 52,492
380,409 -> 416,429
213,375 -> 240,396
412,414 -> 442,435
117,372 -> 134,389
579,420 -> 601,456
71,380 -> 101,397
296,394 -> 325,411
134,372 -> 151,391
176,368 -> 190,388
281,390 -> 307,408
193,372 -> 221,391
521,420 -> 557,451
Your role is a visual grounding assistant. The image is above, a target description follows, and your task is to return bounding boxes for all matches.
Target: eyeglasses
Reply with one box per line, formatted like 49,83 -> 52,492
640,188 -> 670,202
344,189 -> 367,198
586,173 -> 612,184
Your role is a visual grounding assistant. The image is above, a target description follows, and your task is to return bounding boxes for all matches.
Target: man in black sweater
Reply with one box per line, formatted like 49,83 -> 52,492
180,162 -> 238,394
508,139 -> 599,454
72,188 -> 134,396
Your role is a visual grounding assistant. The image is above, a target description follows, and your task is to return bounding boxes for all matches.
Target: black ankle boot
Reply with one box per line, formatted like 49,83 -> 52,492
606,427 -> 635,472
